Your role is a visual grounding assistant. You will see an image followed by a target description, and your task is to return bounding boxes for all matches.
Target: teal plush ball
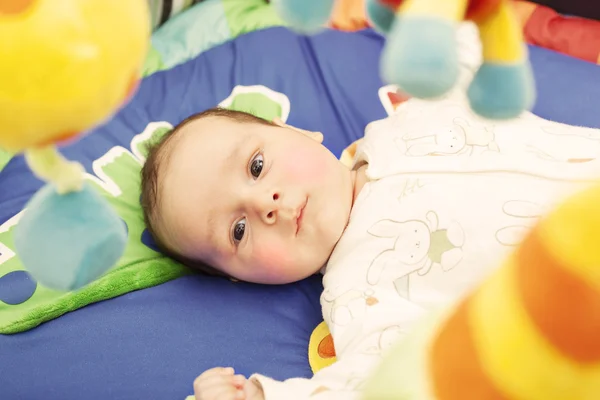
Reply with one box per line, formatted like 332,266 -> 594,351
271,0 -> 336,34
365,0 -> 396,34
14,183 -> 127,291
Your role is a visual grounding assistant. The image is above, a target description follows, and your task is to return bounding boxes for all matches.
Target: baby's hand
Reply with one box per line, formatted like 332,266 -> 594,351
193,367 -> 264,400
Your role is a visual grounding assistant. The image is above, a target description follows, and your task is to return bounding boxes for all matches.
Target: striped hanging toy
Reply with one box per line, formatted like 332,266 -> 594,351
362,182 -> 600,399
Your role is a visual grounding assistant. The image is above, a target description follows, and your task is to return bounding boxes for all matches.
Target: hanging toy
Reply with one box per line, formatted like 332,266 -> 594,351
0,0 -> 150,291
271,0 -> 535,119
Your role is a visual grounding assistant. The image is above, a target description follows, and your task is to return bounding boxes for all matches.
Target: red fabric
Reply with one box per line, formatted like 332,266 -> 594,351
379,0 -> 403,8
524,5 -> 600,63
466,0 -> 502,22
377,0 -> 503,19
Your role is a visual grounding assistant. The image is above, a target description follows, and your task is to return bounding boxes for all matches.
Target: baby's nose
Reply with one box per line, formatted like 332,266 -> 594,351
252,192 -> 281,223
259,206 -> 296,224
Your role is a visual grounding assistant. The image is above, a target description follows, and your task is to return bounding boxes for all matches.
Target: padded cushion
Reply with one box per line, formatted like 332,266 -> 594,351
1,27 -> 600,400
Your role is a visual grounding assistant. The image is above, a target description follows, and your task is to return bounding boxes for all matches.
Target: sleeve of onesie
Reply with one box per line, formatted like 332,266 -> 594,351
250,271 -> 427,399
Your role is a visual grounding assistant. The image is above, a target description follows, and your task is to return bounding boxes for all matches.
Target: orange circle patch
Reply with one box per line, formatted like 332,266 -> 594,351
308,321 -> 337,374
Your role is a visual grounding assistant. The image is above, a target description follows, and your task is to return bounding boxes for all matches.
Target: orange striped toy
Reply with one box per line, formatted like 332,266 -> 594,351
362,182 -> 600,399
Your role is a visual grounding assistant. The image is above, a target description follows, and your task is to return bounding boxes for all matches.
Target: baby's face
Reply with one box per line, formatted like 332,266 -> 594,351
159,117 -> 354,284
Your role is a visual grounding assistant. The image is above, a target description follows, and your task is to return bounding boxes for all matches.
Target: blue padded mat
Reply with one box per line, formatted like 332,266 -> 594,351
1,27 -> 600,400
0,275 -> 324,400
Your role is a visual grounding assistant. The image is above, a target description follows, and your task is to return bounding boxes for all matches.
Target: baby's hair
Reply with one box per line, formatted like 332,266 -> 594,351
140,107 -> 275,276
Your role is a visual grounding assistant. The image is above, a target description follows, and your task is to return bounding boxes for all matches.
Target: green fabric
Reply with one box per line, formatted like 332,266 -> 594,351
222,0 -> 286,37
0,85 -> 290,334
142,45 -> 167,77
145,0 -> 286,76
0,147 -> 12,172
228,93 -> 282,121
150,0 -> 231,71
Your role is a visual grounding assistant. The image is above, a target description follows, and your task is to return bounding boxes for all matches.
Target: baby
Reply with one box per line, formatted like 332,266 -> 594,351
140,28 -> 600,400
141,99 -> 600,400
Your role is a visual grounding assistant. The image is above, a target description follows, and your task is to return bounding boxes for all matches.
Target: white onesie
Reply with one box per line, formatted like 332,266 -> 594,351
250,28 -> 600,400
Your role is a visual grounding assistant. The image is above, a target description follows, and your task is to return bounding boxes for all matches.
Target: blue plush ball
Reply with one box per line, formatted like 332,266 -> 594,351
14,183 -> 127,291
271,0 -> 336,34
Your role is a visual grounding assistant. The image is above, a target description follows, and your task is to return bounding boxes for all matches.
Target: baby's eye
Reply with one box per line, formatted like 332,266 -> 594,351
250,153 -> 264,179
232,218 -> 246,243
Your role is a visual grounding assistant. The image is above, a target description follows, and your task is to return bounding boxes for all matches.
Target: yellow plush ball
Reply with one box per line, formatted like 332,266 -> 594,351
0,0 -> 150,151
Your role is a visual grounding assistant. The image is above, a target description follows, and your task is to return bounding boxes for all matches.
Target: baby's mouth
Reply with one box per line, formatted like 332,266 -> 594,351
295,198 -> 307,235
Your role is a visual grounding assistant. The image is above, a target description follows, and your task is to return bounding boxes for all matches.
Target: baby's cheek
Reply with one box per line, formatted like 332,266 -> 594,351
251,241 -> 294,283
280,145 -> 328,184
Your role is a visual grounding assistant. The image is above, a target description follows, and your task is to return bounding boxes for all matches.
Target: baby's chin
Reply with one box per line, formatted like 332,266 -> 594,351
258,252 -> 331,284
258,265 -> 324,285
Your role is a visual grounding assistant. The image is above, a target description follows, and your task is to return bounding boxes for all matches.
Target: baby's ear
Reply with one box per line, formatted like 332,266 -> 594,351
294,127 -> 323,143
305,130 -> 324,143
272,116 -> 286,127
272,117 -> 324,144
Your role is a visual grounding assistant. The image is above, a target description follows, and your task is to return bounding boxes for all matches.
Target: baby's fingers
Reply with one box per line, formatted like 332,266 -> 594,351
198,383 -> 245,400
193,368 -> 247,400
194,367 -> 233,389
199,373 -> 245,391
199,367 -> 235,379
